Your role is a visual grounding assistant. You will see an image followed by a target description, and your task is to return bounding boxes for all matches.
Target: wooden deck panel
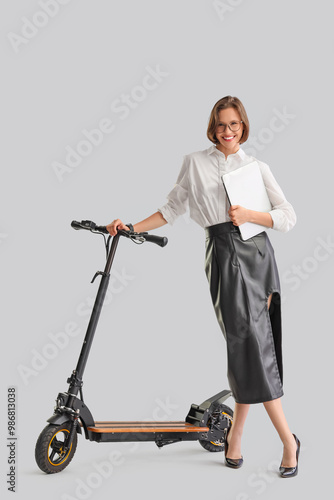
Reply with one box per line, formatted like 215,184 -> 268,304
87,421 -> 209,434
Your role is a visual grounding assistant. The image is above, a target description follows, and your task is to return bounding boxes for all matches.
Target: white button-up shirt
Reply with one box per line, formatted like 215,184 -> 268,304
158,145 -> 297,232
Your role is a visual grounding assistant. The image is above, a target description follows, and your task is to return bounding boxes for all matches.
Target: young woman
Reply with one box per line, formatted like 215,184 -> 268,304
107,96 -> 300,477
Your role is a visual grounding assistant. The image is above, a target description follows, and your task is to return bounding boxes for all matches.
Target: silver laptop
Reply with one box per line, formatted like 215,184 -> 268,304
222,161 -> 272,241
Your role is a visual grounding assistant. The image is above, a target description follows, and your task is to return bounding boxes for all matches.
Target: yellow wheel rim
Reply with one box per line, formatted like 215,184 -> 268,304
47,428 -> 73,466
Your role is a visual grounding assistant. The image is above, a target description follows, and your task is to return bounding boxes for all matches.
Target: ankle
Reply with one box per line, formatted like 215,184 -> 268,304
229,428 -> 243,440
282,433 -> 295,447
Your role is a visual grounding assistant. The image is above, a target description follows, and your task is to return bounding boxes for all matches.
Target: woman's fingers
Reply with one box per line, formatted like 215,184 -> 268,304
106,224 -> 115,235
106,219 -> 127,236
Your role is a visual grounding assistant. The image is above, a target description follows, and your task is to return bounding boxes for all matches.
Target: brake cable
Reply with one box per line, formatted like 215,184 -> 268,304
89,229 -> 111,259
90,228 -> 146,260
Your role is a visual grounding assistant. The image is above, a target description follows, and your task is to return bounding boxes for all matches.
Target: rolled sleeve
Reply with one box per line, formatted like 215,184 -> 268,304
158,156 -> 189,226
258,161 -> 297,233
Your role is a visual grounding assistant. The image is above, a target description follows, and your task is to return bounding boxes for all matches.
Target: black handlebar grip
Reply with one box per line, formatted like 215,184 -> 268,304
142,234 -> 168,247
71,220 -> 83,230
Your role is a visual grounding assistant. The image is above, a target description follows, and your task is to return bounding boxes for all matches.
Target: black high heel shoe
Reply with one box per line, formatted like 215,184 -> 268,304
224,426 -> 243,469
279,433 -> 300,478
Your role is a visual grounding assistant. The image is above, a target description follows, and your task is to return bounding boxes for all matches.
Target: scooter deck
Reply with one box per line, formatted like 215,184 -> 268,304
87,421 -> 209,433
86,420 -> 210,444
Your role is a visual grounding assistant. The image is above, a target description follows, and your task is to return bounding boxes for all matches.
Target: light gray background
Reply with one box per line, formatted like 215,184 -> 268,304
1,0 -> 333,498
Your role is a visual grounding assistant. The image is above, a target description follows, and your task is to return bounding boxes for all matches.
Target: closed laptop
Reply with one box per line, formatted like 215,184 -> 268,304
222,161 -> 272,241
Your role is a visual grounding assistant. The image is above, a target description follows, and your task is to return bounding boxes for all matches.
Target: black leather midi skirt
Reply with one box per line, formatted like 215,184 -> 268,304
204,221 -> 284,404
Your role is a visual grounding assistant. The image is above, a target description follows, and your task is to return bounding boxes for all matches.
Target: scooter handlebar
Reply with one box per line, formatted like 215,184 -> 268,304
140,233 -> 168,247
71,220 -> 168,247
116,229 -> 168,247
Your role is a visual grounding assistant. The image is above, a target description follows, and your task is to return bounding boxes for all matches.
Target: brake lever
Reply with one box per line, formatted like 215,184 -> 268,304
118,229 -> 146,243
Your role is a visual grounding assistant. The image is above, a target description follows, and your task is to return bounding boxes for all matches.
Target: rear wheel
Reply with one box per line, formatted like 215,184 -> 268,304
35,422 -> 78,474
199,404 -> 233,452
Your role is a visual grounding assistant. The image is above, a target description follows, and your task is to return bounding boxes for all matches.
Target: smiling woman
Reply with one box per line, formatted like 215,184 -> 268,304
107,95 -> 300,476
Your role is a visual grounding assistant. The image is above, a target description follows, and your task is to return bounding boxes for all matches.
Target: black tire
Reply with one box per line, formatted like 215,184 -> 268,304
199,404 -> 233,452
35,422 -> 78,474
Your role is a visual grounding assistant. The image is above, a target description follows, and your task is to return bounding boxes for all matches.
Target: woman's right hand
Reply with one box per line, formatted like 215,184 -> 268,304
106,219 -> 130,236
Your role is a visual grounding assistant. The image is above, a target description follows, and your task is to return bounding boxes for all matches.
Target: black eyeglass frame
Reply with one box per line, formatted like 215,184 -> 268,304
216,121 -> 243,133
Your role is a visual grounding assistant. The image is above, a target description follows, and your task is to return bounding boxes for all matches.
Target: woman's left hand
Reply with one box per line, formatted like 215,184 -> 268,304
228,205 -> 250,226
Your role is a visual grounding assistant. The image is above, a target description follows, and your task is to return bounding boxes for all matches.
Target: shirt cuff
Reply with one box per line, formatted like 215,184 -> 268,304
268,209 -> 284,231
157,206 -> 175,226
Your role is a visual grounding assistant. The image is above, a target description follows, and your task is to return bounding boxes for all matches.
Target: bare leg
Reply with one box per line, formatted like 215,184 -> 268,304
226,294 -> 273,459
263,293 -> 297,467
227,294 -> 291,461
263,398 -> 297,467
226,403 -> 250,459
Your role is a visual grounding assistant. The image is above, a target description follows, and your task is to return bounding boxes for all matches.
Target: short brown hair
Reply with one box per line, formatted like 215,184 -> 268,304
207,96 -> 250,145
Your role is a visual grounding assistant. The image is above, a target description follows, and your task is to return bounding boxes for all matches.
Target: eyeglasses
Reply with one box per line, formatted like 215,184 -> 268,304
216,121 -> 243,133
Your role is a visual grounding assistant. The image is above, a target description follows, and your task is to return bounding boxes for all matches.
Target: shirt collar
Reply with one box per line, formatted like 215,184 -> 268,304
207,144 -> 246,160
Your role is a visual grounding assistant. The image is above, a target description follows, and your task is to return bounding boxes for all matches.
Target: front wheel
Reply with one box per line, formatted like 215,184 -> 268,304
35,422 -> 78,474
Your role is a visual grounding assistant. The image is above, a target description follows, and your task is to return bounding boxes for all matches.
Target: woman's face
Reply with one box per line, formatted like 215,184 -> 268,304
215,107 -> 244,155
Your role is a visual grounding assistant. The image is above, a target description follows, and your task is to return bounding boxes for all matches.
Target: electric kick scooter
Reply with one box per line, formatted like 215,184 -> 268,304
35,220 -> 234,474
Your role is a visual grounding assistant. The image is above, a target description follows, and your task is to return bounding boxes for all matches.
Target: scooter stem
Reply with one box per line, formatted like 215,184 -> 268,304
66,232 -> 121,406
